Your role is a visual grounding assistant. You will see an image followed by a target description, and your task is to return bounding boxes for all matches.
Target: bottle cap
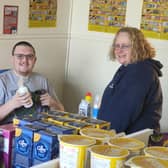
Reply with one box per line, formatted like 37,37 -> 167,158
85,92 -> 92,103
85,92 -> 92,97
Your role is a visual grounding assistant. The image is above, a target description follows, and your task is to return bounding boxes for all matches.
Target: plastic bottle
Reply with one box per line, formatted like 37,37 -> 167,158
85,92 -> 92,104
17,77 -> 33,108
78,92 -> 92,117
92,94 -> 100,119
85,92 -> 92,117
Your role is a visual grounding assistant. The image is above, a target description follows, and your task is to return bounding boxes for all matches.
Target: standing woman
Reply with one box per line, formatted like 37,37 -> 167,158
98,27 -> 163,134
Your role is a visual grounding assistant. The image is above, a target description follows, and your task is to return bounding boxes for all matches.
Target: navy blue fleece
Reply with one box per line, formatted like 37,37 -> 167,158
98,59 -> 163,134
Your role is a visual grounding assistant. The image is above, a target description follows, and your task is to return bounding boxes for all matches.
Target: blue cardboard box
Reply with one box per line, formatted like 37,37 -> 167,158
13,125 -> 44,168
32,130 -> 59,166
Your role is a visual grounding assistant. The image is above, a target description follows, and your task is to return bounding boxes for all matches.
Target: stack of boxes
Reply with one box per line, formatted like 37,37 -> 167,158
1,111 -> 110,168
13,125 -> 44,167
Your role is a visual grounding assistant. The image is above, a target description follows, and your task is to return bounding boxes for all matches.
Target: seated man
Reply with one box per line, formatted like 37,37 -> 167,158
0,41 -> 64,124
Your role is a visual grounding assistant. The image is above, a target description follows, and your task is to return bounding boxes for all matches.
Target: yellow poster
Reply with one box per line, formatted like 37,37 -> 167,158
29,0 -> 57,28
88,0 -> 127,34
140,0 -> 168,40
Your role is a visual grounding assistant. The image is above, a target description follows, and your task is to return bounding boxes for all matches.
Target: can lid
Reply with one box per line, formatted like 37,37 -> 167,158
144,146 -> 168,160
80,128 -> 116,140
90,145 -> 129,158
59,135 -> 96,146
108,137 -> 145,151
125,155 -> 168,168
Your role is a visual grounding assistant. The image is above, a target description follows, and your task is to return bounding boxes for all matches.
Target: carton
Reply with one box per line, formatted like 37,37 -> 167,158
13,125 -> 44,168
64,121 -> 93,134
33,120 -> 51,128
32,130 -> 59,166
47,125 -> 76,135
0,123 -> 15,168
84,118 -> 111,129
47,116 -> 73,126
13,116 -> 39,126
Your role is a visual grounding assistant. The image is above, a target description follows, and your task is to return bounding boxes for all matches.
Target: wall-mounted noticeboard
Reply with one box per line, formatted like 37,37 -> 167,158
29,0 -> 57,28
88,0 -> 128,34
141,0 -> 168,40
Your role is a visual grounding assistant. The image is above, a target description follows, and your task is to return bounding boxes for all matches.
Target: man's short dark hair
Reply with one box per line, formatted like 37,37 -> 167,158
12,41 -> 36,56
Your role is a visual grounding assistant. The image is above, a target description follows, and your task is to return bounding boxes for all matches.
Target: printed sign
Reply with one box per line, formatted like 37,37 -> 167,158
3,5 -> 18,34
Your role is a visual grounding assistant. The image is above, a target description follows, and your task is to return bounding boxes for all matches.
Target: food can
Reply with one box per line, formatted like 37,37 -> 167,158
59,135 -> 96,168
144,146 -> 168,161
80,127 -> 116,144
108,137 -> 145,157
125,155 -> 168,168
90,145 -> 129,168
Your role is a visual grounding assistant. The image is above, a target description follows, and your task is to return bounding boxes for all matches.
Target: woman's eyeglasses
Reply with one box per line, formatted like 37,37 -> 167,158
113,44 -> 131,50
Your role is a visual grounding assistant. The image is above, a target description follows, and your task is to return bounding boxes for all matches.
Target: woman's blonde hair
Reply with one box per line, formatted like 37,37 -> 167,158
110,27 -> 156,63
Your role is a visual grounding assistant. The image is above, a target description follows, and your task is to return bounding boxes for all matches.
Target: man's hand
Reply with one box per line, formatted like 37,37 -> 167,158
40,93 -> 64,111
11,92 -> 32,109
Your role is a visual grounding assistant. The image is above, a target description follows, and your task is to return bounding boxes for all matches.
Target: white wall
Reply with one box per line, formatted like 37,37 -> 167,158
0,0 -> 167,131
0,0 -> 72,101
63,0 -> 168,132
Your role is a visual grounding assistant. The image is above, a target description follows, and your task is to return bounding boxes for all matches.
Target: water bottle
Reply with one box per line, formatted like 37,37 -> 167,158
92,94 -> 100,119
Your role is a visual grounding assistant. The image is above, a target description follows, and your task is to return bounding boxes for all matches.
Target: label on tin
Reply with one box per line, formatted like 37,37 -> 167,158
60,144 -> 79,168
91,155 -> 110,168
91,155 -> 123,168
